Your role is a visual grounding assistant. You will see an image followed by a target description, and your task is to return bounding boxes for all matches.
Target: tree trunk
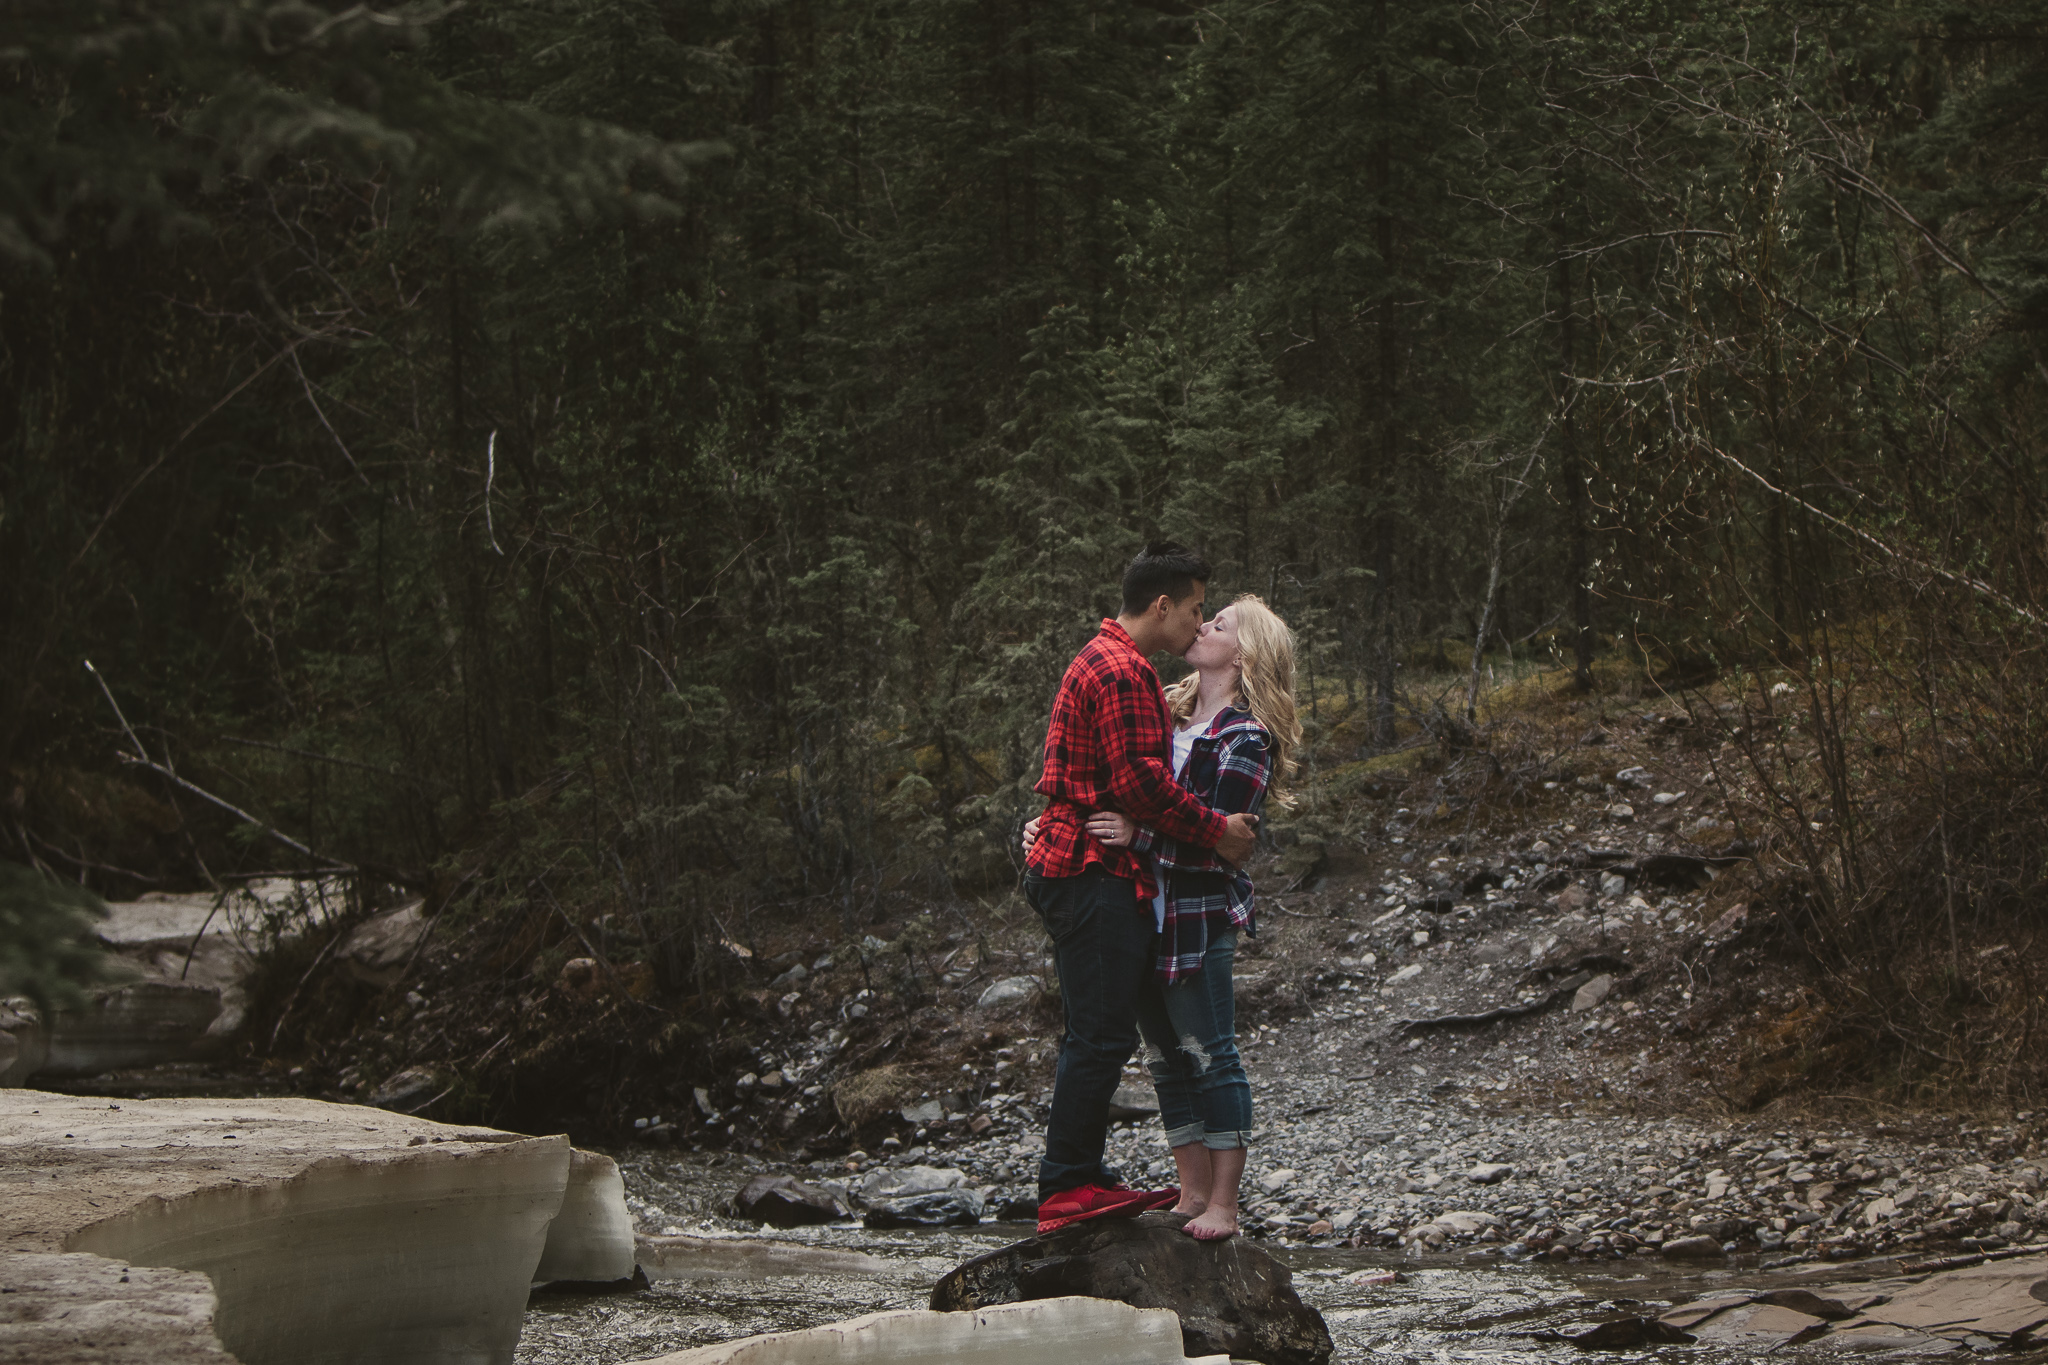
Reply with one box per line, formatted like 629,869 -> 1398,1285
1556,215 -> 1594,691
1369,0 -> 1399,748
1466,526 -> 1505,724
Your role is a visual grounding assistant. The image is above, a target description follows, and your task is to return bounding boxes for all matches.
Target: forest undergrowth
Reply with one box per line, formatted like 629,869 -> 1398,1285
56,621 -> 2037,1145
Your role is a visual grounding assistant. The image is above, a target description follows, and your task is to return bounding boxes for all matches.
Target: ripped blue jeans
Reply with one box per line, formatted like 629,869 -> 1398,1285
1135,929 -> 1252,1149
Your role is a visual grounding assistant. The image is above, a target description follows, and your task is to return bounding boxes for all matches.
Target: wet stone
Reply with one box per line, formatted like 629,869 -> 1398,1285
1660,1234 -> 1726,1259
863,1187 -> 985,1228
930,1212 -> 1333,1365
729,1174 -> 848,1227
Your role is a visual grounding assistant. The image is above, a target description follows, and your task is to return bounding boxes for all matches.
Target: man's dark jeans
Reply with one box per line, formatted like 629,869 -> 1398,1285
1023,865 -> 1154,1199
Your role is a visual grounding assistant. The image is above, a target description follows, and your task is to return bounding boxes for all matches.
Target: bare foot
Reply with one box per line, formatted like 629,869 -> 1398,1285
1182,1208 -> 1239,1241
1170,1195 -> 1209,1217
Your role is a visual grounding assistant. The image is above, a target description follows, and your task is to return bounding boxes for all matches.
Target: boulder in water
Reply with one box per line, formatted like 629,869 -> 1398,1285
731,1173 -> 850,1226
857,1163 -> 964,1201
864,1188 -> 985,1228
1661,1233 -> 1727,1259
930,1211 -> 1333,1365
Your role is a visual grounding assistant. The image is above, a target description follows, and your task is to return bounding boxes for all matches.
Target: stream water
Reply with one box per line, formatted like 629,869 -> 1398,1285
517,1219 -> 1932,1364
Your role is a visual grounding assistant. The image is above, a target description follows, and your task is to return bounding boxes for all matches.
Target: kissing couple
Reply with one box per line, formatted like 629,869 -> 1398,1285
1021,543 -> 1301,1242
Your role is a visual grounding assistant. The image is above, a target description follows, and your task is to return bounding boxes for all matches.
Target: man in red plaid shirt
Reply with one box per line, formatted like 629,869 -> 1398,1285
1024,543 -> 1259,1233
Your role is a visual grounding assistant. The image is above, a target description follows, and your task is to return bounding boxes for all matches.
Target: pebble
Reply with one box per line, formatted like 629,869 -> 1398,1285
975,976 -> 1042,1011
631,731 -> 2048,1269
1569,975 -> 1614,1012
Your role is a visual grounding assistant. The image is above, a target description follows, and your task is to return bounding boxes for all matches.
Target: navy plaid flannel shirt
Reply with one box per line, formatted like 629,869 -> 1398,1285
1133,706 -> 1271,983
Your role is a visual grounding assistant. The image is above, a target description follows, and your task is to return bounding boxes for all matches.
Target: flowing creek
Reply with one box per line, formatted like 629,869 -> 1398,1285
518,1153 -> 1944,1364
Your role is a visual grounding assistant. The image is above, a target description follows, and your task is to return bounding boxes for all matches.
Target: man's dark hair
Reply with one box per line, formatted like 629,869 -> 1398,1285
1120,542 -> 1211,615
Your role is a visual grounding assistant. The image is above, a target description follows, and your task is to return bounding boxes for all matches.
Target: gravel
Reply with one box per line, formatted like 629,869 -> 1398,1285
633,1004 -> 2048,1267
623,714 -> 2048,1267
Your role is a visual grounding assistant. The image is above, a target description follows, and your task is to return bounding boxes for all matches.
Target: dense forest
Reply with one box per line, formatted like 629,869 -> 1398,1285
5,1 -> 2047,1104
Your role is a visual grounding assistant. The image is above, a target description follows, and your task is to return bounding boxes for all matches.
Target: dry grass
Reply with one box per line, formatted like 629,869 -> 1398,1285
831,1064 -> 918,1126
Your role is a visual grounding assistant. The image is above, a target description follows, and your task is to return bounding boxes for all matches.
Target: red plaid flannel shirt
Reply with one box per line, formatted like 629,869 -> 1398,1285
1027,619 -> 1228,899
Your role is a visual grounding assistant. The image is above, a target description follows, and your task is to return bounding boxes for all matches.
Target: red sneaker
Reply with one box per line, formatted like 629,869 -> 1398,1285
1037,1183 -> 1154,1234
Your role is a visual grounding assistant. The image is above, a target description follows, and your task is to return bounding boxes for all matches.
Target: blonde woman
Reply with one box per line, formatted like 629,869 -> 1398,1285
1084,594 -> 1300,1241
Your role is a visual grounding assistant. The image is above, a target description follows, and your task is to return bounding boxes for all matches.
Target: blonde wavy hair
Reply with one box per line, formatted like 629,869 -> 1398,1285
1163,593 -> 1303,805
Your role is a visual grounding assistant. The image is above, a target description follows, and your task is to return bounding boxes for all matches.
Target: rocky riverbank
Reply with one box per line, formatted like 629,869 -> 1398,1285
625,1072 -> 2046,1269
23,699 -> 2043,1278
581,701 -> 2038,1273
612,704 -> 2046,1268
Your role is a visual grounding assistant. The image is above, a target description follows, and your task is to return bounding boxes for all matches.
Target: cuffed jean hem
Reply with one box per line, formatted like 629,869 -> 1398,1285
1202,1129 -> 1250,1151
1163,1122 -> 1205,1149
1136,930 -> 1253,1144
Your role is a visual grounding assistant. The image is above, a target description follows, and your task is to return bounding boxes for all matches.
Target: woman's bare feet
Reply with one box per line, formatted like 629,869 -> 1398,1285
1182,1207 -> 1239,1241
1169,1143 -> 1213,1220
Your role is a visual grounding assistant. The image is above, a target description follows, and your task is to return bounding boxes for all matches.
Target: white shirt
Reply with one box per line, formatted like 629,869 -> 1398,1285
1151,722 -> 1200,931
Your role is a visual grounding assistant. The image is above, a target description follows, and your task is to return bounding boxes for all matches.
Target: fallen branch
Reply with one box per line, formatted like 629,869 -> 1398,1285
1397,969 -> 1597,1035
1528,952 -> 1633,983
266,923 -> 348,1052
1671,422 -> 2048,631
85,659 -> 365,877
1897,1241 -> 2048,1274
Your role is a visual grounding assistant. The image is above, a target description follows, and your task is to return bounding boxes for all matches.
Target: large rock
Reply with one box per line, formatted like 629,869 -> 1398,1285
1570,973 -> 1614,1012
0,1089 -> 626,1365
1106,1082 -> 1160,1123
1828,1255 -> 2048,1345
1678,1301 -> 1829,1348
1657,1256 -> 2048,1350
369,1065 -> 445,1112
929,1211 -> 1333,1365
628,1296 -> 1230,1364
338,901 -> 429,987
0,1252 -> 234,1363
863,1188 -> 984,1228
730,1173 -> 850,1227
1660,1233 -> 1726,1260
857,1163 -> 964,1202
973,976 -> 1042,1011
